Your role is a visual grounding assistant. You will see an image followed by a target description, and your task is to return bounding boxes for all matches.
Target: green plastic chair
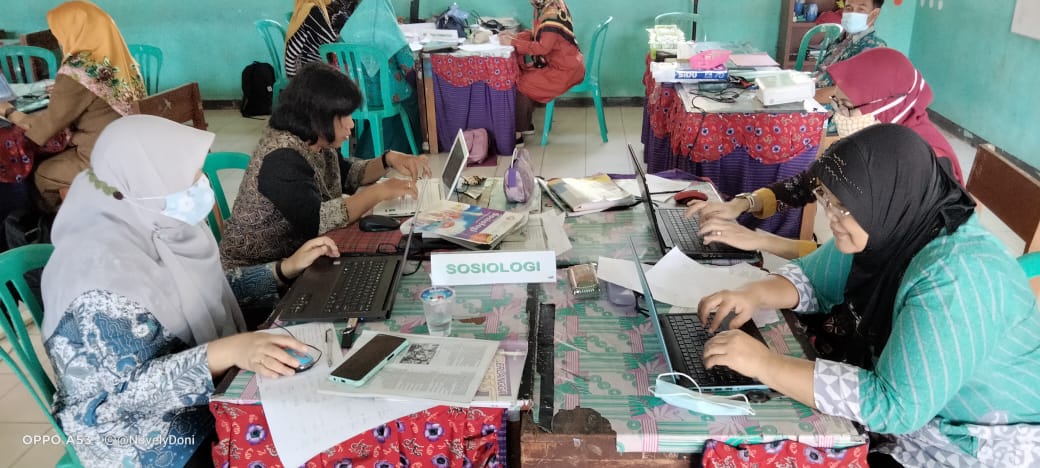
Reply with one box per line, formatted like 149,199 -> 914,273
255,19 -> 288,107
654,12 -> 701,40
0,45 -> 58,83
319,42 -> 419,158
1019,252 -> 1040,279
541,16 -> 612,146
793,23 -> 844,72
127,43 -> 163,95
0,244 -> 82,467
203,151 -> 251,242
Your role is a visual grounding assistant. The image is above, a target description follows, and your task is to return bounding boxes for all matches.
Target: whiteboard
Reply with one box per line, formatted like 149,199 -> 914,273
1012,0 -> 1040,40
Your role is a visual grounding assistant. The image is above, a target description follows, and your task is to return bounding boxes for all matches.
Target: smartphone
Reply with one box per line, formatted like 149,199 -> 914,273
328,334 -> 409,387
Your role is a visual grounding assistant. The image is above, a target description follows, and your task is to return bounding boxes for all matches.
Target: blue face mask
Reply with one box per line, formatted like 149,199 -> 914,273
649,373 -> 755,416
133,176 -> 215,225
841,12 -> 870,34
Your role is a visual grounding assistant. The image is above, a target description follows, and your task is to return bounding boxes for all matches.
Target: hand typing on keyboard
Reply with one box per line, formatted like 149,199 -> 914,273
701,329 -> 774,382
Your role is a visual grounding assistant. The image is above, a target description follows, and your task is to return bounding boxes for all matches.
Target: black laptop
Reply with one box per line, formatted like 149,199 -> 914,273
628,238 -> 767,392
627,144 -> 760,264
275,219 -> 415,322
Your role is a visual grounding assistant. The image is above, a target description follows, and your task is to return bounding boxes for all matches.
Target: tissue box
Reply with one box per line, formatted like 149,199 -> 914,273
755,71 -> 814,106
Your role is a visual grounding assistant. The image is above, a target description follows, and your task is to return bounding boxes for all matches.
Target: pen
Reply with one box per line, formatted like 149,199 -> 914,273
324,328 -> 334,367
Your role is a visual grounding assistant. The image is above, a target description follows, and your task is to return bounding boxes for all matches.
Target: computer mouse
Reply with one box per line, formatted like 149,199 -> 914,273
285,348 -> 317,372
674,190 -> 709,205
358,214 -> 401,232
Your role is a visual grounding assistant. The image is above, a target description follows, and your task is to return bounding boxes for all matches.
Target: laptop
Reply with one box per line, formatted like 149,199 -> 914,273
0,74 -> 50,114
627,237 -> 767,392
371,128 -> 468,217
627,144 -> 760,263
274,212 -> 417,322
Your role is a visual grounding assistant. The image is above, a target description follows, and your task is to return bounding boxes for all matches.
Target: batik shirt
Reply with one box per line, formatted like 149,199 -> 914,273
814,28 -> 887,88
777,216 -> 1040,467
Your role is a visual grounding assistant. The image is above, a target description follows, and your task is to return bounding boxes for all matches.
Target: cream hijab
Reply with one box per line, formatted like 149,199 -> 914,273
47,1 -> 145,115
42,115 -> 245,345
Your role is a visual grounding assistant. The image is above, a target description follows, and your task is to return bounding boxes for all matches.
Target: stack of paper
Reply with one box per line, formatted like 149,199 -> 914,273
542,173 -> 636,216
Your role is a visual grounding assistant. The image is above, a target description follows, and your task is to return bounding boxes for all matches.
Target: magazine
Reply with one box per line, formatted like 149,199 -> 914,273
472,340 -> 529,408
544,173 -> 636,215
413,199 -> 526,250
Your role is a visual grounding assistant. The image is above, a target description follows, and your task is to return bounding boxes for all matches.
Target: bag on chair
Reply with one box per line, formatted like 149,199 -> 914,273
504,147 -> 535,203
240,61 -> 275,117
462,128 -> 491,164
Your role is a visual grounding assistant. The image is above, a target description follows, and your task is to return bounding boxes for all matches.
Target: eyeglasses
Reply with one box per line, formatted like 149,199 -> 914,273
812,185 -> 851,218
829,93 -> 907,117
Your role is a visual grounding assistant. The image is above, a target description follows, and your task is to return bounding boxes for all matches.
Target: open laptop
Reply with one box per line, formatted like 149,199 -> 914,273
627,144 -> 760,263
628,238 -> 767,392
371,128 -> 468,217
274,212 -> 417,322
0,74 -> 50,114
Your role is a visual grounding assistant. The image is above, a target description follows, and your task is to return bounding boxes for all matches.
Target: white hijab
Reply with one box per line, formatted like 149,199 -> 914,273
42,115 -> 245,346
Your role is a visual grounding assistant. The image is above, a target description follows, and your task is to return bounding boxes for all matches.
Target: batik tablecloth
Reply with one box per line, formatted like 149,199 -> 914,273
429,52 -> 519,156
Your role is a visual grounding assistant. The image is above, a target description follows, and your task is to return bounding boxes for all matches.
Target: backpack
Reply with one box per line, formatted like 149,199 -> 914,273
240,61 -> 275,117
435,4 -> 469,39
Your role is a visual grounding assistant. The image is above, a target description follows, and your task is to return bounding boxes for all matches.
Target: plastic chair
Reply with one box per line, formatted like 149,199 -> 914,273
127,43 -> 163,95
1019,252 -> 1040,300
654,12 -> 701,40
319,42 -> 419,157
0,244 -> 82,467
0,45 -> 58,84
255,19 -> 288,106
793,23 -> 844,72
541,16 -> 613,146
203,151 -> 251,242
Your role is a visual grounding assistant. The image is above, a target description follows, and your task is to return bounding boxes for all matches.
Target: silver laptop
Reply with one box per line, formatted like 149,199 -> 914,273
0,74 -> 50,113
371,128 -> 468,217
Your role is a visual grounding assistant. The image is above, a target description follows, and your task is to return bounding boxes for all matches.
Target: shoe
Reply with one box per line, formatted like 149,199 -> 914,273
520,124 -> 535,136
515,136 -> 525,148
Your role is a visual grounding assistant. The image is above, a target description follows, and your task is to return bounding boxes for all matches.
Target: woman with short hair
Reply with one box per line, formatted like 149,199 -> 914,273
220,62 -> 430,269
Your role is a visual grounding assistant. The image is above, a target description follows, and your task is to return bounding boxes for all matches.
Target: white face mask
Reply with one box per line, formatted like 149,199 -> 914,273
133,175 -> 215,226
833,112 -> 880,138
842,12 -> 870,34
648,373 -> 755,416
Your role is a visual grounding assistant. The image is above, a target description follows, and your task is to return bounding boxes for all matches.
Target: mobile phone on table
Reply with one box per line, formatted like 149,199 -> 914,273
328,334 -> 409,387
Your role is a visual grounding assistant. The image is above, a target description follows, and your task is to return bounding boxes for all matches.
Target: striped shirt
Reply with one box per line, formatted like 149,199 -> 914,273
778,215 -> 1040,466
285,8 -> 340,78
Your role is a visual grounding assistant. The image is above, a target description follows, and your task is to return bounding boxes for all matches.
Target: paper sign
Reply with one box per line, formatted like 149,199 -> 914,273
431,250 -> 557,286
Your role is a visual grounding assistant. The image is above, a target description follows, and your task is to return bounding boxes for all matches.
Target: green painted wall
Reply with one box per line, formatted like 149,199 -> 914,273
909,2 -> 1040,168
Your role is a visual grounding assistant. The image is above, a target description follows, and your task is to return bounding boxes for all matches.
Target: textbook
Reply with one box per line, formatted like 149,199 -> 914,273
472,340 -> 529,408
544,173 -> 637,215
673,65 -> 729,81
413,200 -> 526,250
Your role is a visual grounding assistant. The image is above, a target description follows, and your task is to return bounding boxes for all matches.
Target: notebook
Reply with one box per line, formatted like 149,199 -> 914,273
274,211 -> 416,322
626,144 -> 760,263
371,128 -> 468,217
0,74 -> 50,114
627,238 -> 767,392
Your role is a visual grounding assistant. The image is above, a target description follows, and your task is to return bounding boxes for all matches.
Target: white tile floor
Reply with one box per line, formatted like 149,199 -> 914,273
0,106 -> 1024,467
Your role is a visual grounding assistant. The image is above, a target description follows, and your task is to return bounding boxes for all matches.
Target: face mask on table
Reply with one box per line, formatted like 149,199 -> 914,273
648,372 -> 755,416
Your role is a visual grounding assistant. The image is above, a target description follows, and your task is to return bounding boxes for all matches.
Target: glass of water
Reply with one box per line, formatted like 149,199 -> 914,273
420,286 -> 455,336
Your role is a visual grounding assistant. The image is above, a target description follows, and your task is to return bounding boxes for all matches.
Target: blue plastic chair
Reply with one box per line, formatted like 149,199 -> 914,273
319,42 -> 419,158
202,151 -> 251,242
255,19 -> 288,107
541,16 -> 613,146
0,244 -> 82,467
0,45 -> 58,83
793,23 -> 844,72
654,12 -> 701,40
127,44 -> 164,95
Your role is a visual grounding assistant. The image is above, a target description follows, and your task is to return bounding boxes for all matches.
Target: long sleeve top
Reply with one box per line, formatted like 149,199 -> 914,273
813,29 -> 887,88
44,290 -> 214,467
776,215 -> 1040,466
21,74 -> 121,162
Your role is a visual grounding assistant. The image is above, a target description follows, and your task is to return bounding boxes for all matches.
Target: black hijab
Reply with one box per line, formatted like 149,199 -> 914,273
808,124 -> 975,368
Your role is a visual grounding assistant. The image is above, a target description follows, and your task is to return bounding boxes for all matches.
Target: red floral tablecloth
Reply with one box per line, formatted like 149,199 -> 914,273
429,54 -> 519,91
211,402 -> 505,468
0,125 -> 71,183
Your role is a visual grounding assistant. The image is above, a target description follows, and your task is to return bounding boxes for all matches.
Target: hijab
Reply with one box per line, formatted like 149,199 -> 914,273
42,115 -> 245,346
808,124 -> 974,367
287,0 -> 357,41
530,0 -> 577,47
826,48 -> 963,183
47,1 -> 145,116
339,0 -> 407,61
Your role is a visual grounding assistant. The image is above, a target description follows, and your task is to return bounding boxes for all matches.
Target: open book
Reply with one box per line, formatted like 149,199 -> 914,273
413,200 -> 526,250
544,173 -> 636,215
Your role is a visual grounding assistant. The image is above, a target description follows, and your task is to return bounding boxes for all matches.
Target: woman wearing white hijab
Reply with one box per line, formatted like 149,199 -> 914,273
41,115 -> 323,467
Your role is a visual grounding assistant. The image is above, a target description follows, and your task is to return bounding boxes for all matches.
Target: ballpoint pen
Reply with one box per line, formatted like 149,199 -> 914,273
324,328 -> 334,367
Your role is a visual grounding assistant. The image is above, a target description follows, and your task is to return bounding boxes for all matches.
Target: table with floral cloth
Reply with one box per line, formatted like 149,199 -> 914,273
425,47 -> 518,156
641,54 -> 827,239
521,205 -> 866,462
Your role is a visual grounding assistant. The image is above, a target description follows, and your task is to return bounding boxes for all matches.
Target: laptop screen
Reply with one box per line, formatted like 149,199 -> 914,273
441,129 -> 469,199
627,237 -> 677,377
627,144 -> 666,243
0,74 -> 15,102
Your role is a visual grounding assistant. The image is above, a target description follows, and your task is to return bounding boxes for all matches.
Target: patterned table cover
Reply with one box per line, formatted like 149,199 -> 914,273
428,52 -> 519,156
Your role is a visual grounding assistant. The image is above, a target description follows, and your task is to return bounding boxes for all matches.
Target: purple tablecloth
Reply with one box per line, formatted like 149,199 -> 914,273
432,75 -> 516,155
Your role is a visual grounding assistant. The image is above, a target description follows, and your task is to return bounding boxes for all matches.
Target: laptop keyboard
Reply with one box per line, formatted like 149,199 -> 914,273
375,180 -> 440,215
660,313 -> 757,388
658,209 -> 749,256
322,259 -> 388,315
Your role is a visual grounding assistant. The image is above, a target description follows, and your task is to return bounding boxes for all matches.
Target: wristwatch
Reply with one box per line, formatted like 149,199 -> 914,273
733,192 -> 757,213
380,150 -> 392,170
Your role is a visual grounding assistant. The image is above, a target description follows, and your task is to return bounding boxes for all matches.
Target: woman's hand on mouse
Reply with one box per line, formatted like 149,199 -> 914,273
280,236 -> 340,279
207,332 -> 310,378
377,177 -> 419,201
385,151 -> 432,180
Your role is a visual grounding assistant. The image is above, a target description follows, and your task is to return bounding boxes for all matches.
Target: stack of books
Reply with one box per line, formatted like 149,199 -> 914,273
541,173 -> 636,216
412,200 -> 526,250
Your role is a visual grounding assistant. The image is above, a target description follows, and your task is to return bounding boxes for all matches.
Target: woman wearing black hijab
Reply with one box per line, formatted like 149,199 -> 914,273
693,124 -> 1040,466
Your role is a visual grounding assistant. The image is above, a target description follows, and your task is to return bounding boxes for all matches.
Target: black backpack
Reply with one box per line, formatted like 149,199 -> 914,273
240,61 -> 275,117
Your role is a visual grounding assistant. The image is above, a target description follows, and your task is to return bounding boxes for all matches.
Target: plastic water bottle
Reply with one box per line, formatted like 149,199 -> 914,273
794,0 -> 805,16
805,3 -> 820,22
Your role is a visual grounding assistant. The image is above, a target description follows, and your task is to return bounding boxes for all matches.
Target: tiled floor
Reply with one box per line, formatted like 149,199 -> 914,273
0,106 -> 1023,467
